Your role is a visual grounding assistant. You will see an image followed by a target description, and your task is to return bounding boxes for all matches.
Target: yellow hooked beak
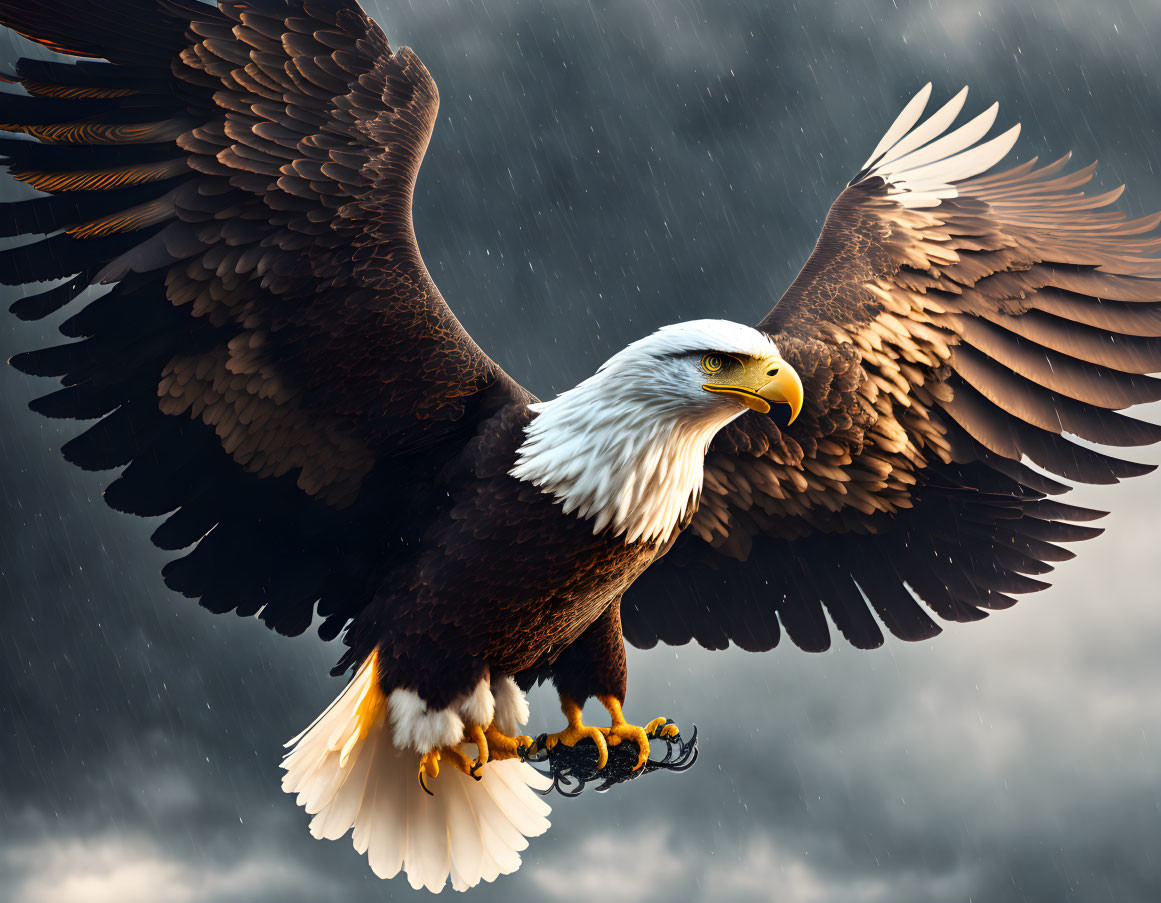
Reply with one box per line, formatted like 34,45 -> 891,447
703,354 -> 804,423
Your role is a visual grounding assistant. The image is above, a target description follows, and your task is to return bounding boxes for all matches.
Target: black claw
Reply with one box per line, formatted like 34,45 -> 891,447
522,722 -> 699,797
419,772 -> 434,796
469,761 -> 484,782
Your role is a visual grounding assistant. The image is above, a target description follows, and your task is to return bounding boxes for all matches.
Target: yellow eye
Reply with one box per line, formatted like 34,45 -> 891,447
702,354 -> 724,373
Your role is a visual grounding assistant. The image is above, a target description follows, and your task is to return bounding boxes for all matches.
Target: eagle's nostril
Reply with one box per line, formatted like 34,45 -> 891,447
767,368 -> 779,376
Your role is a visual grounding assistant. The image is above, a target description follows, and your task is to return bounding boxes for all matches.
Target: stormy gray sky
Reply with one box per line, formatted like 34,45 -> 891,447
2,1 -> 1160,901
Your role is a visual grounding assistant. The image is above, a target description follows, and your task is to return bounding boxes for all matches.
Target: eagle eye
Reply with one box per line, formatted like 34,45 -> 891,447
701,354 -> 724,374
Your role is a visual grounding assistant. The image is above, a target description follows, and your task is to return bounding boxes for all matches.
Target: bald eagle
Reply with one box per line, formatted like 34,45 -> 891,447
3,0 -> 1161,893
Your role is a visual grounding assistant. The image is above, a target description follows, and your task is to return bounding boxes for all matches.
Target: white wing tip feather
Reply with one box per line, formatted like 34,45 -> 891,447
280,655 -> 552,893
859,85 -> 1021,208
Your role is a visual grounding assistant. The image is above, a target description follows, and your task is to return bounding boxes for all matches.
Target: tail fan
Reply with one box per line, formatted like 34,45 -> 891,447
281,652 -> 552,893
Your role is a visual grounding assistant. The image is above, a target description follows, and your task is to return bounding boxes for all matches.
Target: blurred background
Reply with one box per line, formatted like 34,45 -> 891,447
2,1 -> 1159,900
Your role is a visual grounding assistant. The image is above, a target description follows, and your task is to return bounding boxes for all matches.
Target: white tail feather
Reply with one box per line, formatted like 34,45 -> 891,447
281,654 -> 552,893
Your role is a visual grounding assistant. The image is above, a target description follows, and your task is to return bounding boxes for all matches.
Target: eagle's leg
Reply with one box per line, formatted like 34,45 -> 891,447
596,695 -> 681,771
417,745 -> 483,795
468,724 -> 490,766
483,723 -> 534,762
539,696 -> 610,769
530,600 -> 683,772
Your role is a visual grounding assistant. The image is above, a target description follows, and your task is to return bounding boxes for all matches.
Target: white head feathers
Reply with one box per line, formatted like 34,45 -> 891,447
510,319 -> 781,545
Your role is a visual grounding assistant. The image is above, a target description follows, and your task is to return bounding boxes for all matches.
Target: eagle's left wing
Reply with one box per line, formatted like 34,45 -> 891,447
623,85 -> 1161,654
0,0 -> 529,643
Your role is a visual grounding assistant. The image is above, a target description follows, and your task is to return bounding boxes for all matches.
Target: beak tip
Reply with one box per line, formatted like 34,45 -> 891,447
756,363 -> 803,426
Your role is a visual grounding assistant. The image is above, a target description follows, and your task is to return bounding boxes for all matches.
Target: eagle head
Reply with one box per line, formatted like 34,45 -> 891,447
511,320 -> 803,543
597,319 -> 803,424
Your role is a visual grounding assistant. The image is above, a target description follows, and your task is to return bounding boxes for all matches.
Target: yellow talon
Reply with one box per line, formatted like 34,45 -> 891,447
645,716 -> 680,739
598,697 -> 675,771
484,724 -> 534,761
418,749 -> 441,795
539,698 -> 609,769
417,745 -> 481,795
469,724 -> 490,766
606,722 -> 650,770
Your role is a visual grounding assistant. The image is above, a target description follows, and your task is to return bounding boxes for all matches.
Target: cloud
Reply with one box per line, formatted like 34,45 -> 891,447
529,832 -> 686,900
529,828 -> 980,903
3,834 -> 338,903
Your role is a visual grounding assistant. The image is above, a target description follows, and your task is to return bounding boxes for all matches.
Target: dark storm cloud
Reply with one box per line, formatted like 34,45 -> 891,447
2,1 -> 1160,901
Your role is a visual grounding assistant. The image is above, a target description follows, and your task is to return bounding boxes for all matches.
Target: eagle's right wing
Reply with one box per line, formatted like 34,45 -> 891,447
0,0 -> 528,640
624,85 -> 1161,654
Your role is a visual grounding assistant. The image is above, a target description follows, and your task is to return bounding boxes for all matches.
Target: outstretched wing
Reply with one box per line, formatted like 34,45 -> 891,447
1,0 -> 528,640
624,84 -> 1161,653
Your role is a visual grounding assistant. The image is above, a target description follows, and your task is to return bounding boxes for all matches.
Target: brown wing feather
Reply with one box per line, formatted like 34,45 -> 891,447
625,101 -> 1161,654
0,0 -> 528,638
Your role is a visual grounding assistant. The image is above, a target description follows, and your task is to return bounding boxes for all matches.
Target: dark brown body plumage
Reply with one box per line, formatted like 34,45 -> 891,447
342,403 -> 669,709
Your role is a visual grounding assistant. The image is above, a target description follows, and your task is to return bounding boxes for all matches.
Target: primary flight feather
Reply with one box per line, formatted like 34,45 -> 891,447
2,0 -> 1159,892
